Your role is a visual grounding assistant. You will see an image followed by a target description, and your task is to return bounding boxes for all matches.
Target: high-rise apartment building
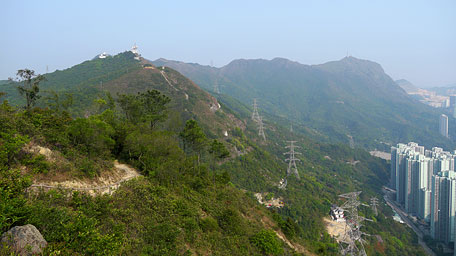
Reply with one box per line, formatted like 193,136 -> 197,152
440,114 -> 449,138
391,142 -> 456,243
431,171 -> 456,243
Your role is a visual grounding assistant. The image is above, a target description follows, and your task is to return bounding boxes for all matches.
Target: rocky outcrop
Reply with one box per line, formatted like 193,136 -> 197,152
0,224 -> 47,255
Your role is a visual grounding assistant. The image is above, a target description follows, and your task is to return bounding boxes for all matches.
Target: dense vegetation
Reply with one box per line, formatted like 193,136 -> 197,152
213,97 -> 426,255
2,52 -> 142,116
152,57 -> 456,151
1,53 -> 429,255
0,91 -> 295,255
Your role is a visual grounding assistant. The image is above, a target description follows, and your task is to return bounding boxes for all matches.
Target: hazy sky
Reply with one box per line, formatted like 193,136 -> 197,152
1,0 -> 455,87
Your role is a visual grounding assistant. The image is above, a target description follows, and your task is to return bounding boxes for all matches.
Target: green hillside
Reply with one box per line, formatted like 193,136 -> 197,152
0,97 -> 301,255
1,53 -> 427,255
214,95 -> 425,255
2,52 -> 141,115
2,53 -> 237,138
395,79 -> 419,93
152,57 -> 455,151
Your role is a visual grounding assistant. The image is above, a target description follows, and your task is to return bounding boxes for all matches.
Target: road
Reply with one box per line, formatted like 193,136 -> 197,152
383,193 -> 436,256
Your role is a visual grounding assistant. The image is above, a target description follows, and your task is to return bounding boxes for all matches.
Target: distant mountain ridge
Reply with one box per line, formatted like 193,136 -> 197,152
395,79 -> 419,93
152,56 -> 455,150
428,83 -> 456,96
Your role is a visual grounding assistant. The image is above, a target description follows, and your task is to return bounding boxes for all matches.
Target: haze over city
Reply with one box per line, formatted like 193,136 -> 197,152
1,0 -> 455,87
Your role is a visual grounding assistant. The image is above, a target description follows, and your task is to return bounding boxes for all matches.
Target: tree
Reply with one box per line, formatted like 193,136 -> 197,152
9,69 -> 45,110
180,120 -> 207,164
67,117 -> 115,158
117,94 -> 142,124
139,90 -> 170,128
117,90 -> 170,128
44,90 -> 73,113
209,139 -> 230,160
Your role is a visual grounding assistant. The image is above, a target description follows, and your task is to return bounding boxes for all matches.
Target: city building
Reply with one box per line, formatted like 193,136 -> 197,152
453,104 -> 456,119
450,95 -> 456,107
440,114 -> 449,138
431,171 -> 456,243
391,142 -> 456,244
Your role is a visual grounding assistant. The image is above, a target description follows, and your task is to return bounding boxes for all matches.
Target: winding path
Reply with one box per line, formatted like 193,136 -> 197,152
29,161 -> 141,196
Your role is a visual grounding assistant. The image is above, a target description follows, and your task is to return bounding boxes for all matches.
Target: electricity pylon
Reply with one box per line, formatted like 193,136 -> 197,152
252,99 -> 266,141
347,135 -> 355,149
258,116 -> 266,141
370,197 -> 379,216
213,81 -> 220,93
252,99 -> 260,122
339,191 -> 371,256
284,141 -> 301,179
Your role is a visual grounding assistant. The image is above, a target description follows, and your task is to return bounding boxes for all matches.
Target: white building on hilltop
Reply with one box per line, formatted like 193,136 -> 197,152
98,52 -> 108,59
131,43 -> 141,60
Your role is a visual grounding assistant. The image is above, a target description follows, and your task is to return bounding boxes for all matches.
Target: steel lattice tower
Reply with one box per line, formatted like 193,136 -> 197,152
213,81 -> 220,94
338,191 -> 371,256
258,116 -> 266,141
347,135 -> 355,149
252,99 -> 260,122
370,197 -> 378,216
284,141 -> 301,179
251,99 -> 266,141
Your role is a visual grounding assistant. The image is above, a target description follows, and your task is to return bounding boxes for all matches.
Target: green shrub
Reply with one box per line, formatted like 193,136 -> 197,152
200,216 -> 218,232
265,192 -> 274,201
23,154 -> 50,174
217,208 -> 243,234
250,230 -> 283,255
67,117 -> 115,158
143,223 -> 181,255
78,156 -> 98,177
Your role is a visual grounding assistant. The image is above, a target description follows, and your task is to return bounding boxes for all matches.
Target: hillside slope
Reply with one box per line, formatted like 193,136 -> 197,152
3,52 -> 239,138
1,52 -> 427,255
395,79 -> 419,93
0,87 -> 301,256
152,57 -> 455,151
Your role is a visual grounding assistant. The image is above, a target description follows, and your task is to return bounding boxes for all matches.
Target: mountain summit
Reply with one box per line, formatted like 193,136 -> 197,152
152,56 -> 453,150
